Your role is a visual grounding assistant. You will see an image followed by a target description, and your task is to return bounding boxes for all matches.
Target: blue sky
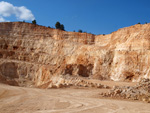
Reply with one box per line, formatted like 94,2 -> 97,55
0,0 -> 150,34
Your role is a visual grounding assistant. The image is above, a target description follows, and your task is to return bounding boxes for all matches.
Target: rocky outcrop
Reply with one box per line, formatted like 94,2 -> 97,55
0,22 -> 150,88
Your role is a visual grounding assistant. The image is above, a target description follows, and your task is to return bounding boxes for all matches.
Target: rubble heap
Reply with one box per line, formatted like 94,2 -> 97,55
101,78 -> 150,103
39,74 -> 110,89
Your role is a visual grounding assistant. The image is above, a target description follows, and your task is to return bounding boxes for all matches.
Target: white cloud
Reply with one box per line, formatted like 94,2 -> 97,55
0,16 -> 10,22
0,16 -> 6,22
0,1 -> 35,22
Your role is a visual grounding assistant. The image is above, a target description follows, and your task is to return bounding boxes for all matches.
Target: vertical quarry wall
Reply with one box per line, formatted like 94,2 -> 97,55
0,22 -> 150,87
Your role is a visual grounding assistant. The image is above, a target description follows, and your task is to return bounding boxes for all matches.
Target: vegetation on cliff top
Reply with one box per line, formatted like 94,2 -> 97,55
55,21 -> 65,31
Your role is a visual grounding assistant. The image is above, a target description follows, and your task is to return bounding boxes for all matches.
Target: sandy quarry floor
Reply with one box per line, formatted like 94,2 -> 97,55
0,82 -> 150,113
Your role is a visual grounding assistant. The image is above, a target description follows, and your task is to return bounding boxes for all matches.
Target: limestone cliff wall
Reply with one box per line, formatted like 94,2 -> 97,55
95,24 -> 150,81
0,22 -> 150,87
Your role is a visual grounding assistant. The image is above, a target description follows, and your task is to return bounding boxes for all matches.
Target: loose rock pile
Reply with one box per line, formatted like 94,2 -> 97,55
48,74 -> 110,89
101,78 -> 150,103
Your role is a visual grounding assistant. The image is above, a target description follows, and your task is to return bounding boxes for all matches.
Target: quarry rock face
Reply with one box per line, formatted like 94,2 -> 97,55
0,22 -> 150,88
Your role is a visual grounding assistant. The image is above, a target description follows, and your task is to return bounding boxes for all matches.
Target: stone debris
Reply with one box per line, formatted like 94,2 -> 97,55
46,74 -> 110,89
100,78 -> 150,103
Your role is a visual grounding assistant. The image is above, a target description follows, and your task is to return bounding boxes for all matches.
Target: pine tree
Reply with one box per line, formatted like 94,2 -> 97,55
32,20 -> 36,25
60,24 -> 65,31
55,22 -> 61,29
78,29 -> 82,33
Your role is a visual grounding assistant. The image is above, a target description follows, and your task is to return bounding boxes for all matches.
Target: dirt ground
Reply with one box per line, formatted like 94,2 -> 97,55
0,81 -> 150,113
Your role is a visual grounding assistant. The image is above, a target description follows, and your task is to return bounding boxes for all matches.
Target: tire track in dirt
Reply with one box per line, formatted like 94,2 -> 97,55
0,83 -> 150,113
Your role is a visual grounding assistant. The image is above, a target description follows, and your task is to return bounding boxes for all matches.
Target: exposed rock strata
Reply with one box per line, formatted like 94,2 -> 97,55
0,22 -> 150,88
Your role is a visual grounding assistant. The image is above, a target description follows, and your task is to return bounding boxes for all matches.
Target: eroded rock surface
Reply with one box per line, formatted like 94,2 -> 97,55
0,22 -> 150,88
